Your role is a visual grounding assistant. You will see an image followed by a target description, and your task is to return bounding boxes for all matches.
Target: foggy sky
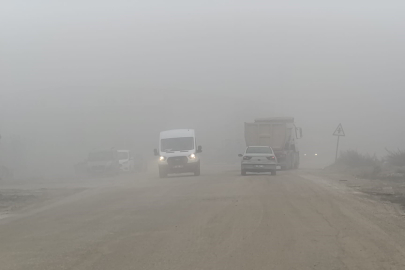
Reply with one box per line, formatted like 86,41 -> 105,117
1,1 -> 405,176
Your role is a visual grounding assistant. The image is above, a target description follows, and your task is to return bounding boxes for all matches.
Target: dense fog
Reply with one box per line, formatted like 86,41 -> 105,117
1,1 -> 404,178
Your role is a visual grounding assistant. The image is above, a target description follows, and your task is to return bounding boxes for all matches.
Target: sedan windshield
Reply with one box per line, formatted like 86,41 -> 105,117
246,147 -> 273,154
161,137 -> 194,151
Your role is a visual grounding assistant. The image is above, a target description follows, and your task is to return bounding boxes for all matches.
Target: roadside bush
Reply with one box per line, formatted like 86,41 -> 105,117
328,150 -> 404,180
336,150 -> 379,168
333,150 -> 382,178
385,149 -> 405,167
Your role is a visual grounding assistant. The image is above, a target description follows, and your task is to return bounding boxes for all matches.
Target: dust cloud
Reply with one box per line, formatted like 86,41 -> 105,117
1,1 -> 404,178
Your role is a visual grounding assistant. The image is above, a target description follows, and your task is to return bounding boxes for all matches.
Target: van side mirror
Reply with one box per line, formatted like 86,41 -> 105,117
238,154 -> 243,157
197,146 -> 202,153
153,149 -> 159,156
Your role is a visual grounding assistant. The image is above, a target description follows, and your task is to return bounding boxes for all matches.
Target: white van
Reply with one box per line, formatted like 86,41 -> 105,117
154,129 -> 202,178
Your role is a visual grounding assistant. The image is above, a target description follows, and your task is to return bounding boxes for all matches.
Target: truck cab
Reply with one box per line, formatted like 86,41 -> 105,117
154,129 -> 202,178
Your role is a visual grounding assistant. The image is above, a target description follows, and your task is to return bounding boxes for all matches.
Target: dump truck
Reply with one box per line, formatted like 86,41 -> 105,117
244,117 -> 302,170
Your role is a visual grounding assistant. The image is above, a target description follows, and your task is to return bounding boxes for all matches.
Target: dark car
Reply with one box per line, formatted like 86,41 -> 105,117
86,149 -> 120,176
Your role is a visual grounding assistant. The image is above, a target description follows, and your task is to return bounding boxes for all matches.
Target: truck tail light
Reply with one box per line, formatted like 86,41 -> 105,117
267,156 -> 276,160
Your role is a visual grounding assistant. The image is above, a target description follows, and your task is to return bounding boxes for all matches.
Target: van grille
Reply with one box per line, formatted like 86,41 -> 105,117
167,156 -> 188,166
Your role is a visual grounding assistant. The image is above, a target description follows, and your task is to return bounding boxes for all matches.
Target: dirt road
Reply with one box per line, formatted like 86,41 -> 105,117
1,168 -> 405,269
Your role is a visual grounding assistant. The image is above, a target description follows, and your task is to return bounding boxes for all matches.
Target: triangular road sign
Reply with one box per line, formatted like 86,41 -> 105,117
333,123 -> 345,136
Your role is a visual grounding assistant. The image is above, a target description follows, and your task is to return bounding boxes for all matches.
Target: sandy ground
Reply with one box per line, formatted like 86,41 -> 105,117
307,169 -> 405,210
1,166 -> 405,269
0,189 -> 77,219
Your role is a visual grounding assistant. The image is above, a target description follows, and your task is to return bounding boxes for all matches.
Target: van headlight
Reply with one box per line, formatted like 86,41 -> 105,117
189,154 -> 196,159
159,156 -> 166,161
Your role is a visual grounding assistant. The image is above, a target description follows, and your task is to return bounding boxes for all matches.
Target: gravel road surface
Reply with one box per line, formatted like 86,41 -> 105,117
1,168 -> 405,270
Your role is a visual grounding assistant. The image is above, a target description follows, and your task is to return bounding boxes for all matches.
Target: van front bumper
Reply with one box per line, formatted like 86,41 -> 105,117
159,162 -> 199,173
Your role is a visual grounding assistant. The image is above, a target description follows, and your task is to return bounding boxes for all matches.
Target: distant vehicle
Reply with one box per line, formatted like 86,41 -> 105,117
117,150 -> 134,172
132,153 -> 148,172
154,129 -> 202,178
86,149 -> 120,175
244,117 -> 302,170
239,146 -> 280,175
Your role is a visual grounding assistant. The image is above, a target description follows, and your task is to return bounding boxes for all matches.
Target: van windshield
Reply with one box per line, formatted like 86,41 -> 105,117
161,137 -> 194,152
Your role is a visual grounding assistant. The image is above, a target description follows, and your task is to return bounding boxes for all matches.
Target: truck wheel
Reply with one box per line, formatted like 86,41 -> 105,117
159,167 -> 167,178
241,170 -> 246,176
194,163 -> 200,176
271,170 -> 277,176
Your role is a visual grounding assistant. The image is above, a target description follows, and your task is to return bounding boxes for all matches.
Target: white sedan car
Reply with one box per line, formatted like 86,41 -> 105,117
239,146 -> 280,176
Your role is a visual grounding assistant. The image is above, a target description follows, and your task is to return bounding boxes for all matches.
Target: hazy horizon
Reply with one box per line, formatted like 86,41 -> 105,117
1,1 -> 404,177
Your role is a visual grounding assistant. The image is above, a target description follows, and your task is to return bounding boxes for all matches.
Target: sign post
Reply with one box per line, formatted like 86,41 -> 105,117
333,123 -> 345,162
